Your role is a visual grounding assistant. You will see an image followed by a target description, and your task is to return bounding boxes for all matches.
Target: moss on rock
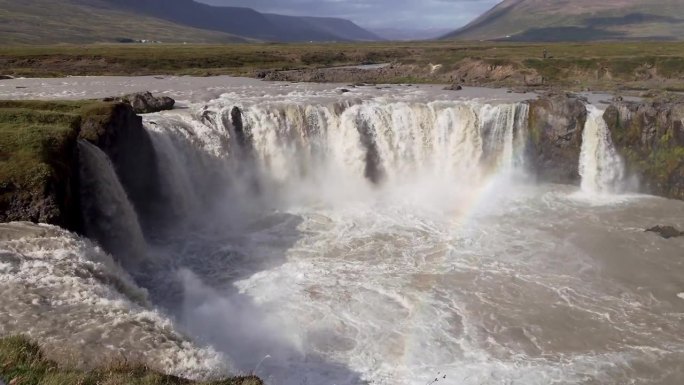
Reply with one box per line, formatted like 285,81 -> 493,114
604,98 -> 684,200
0,100 -> 128,229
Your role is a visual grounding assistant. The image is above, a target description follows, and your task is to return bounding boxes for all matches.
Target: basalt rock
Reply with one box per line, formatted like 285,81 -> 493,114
526,93 -> 588,184
604,98 -> 684,200
646,225 -> 684,239
0,101 -> 82,230
106,91 -> 175,114
79,103 -> 168,231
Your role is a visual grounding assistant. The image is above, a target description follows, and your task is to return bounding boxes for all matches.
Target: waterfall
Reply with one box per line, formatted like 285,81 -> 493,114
144,99 -> 531,214
579,105 -> 626,194
78,140 -> 148,269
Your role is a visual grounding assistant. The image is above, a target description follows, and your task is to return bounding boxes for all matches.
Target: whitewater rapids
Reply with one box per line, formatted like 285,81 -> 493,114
2,77 -> 684,385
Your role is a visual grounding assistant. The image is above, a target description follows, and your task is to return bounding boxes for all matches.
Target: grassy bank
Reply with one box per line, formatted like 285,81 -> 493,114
2,41 -> 684,90
0,99 -> 126,226
0,336 -> 261,385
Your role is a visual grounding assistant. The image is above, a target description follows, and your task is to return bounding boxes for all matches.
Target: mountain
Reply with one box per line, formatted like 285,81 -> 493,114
444,0 -> 684,41
0,0 -> 246,44
372,28 -> 453,41
0,0 -> 380,44
294,17 -> 382,41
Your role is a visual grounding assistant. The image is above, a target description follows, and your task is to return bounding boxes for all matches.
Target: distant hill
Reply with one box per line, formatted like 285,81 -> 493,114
372,28 -> 453,41
294,16 -> 382,41
444,0 -> 684,41
0,0 -> 380,44
0,0 -> 245,44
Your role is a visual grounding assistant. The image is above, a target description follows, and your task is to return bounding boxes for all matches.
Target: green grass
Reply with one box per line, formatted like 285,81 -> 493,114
2,41 -> 684,90
0,336 -> 262,385
0,100 -> 111,219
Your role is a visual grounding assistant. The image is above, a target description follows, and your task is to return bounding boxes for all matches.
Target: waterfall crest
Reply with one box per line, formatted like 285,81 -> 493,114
144,99 -> 531,215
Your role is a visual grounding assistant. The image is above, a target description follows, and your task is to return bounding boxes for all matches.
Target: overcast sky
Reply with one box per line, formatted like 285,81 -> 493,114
199,0 -> 501,30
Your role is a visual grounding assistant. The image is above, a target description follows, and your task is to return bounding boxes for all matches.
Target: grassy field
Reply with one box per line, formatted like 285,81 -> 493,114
0,336 -> 262,385
1,41 -> 684,90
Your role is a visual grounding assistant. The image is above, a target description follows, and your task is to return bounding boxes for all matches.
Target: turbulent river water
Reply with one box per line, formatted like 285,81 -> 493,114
1,77 -> 684,385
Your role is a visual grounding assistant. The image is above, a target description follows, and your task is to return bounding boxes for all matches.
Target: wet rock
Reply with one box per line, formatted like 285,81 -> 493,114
526,93 -> 588,184
255,70 -> 271,79
444,83 -> 463,91
108,91 -> 175,114
230,106 -> 251,150
0,75 -> 13,80
604,97 -> 684,200
80,103 -> 169,233
646,225 -> 684,239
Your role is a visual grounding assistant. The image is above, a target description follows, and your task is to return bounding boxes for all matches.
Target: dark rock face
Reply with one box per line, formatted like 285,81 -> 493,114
526,93 -> 588,184
230,106 -> 251,150
79,103 -> 168,232
356,116 -> 385,185
0,137 -> 81,230
646,225 -> 684,239
603,99 -> 684,200
107,92 -> 175,114
0,104 -> 82,231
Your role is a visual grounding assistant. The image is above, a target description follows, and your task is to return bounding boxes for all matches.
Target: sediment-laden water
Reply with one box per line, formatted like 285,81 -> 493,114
1,78 -> 683,385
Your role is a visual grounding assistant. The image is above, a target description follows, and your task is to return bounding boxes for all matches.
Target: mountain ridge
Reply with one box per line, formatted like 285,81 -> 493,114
444,0 -> 684,41
0,0 -> 380,44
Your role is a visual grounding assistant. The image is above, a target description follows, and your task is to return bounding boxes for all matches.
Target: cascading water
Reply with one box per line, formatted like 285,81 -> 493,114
579,105 -> 626,195
78,140 -> 148,269
145,100 -> 531,214
5,77 -> 684,385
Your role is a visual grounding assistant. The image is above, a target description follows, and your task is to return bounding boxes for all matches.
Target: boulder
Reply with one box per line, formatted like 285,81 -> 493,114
646,225 -> 684,239
106,91 -> 175,114
526,93 -> 588,184
0,75 -> 13,80
444,83 -> 463,91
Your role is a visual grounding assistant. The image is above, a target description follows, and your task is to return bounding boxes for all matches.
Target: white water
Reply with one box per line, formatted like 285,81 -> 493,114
145,100 -> 529,215
0,222 -> 229,379
2,78 -> 684,385
579,105 -> 626,195
139,96 -> 684,385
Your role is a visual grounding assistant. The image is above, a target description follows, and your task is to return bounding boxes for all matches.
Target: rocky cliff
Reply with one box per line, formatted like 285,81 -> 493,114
2,92 -> 683,241
604,98 -> 684,200
0,94 -> 171,238
526,93 -> 588,184
0,101 -> 83,229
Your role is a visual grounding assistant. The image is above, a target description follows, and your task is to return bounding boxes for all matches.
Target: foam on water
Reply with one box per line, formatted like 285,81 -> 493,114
139,95 -> 684,384
579,105 -> 626,196
220,187 -> 684,385
0,222 -> 229,380
3,78 -> 684,384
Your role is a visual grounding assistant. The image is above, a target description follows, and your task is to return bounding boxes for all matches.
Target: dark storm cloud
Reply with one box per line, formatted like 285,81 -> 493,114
198,0 -> 501,28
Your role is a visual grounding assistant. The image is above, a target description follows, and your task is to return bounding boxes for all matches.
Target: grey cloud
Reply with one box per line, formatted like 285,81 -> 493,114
198,0 -> 500,29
